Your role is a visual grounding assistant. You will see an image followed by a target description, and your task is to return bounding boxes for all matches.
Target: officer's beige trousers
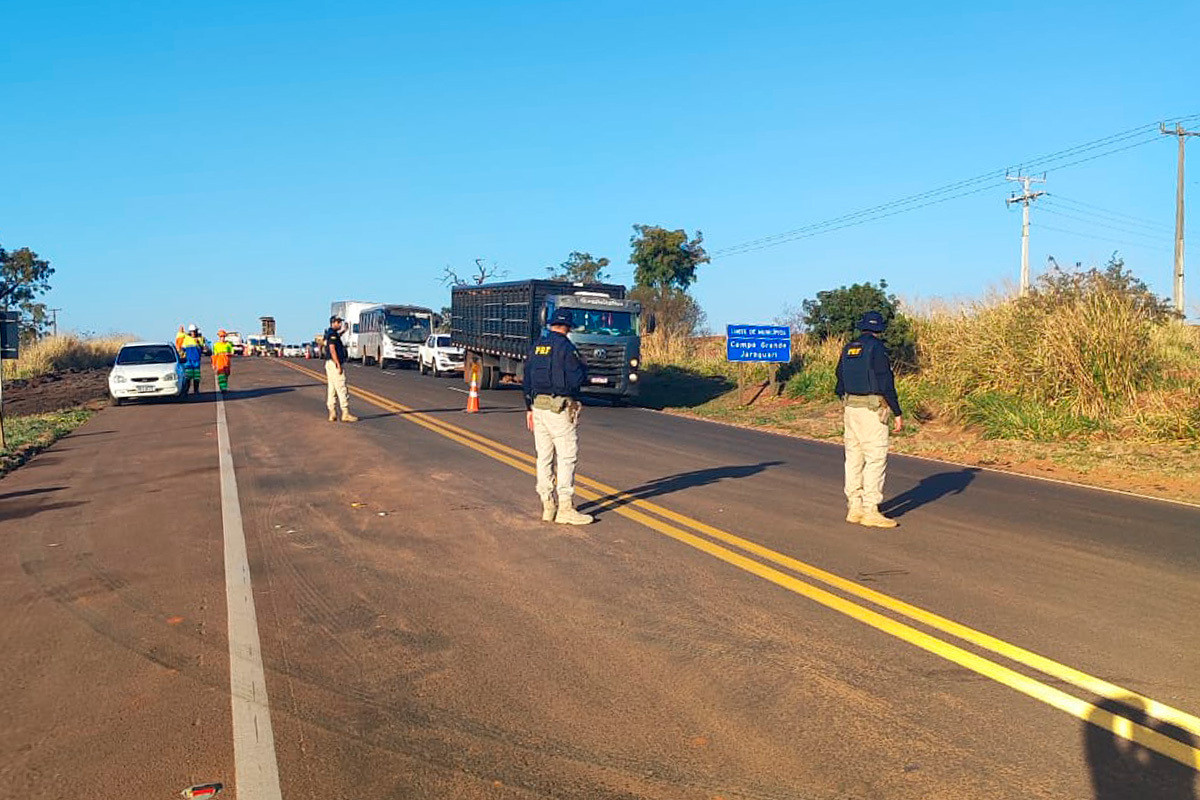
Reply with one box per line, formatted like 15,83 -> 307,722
844,406 -> 889,509
532,406 -> 578,501
325,360 -> 350,413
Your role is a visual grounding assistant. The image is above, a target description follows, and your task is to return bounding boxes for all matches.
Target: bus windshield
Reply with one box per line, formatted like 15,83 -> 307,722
384,313 -> 431,343
564,308 -> 637,336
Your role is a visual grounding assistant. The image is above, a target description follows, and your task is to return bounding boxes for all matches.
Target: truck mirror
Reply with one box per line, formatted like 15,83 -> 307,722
646,314 -> 657,335
539,306 -> 548,327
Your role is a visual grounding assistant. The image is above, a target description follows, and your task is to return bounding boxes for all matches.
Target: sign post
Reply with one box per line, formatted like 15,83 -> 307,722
726,325 -> 791,405
0,312 -> 19,451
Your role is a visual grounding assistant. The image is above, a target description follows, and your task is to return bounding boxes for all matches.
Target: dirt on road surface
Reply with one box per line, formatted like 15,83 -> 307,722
3,370 -> 109,416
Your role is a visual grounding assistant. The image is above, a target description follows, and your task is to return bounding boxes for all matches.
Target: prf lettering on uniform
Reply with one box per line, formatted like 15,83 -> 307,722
535,345 -> 552,355
847,345 -> 864,357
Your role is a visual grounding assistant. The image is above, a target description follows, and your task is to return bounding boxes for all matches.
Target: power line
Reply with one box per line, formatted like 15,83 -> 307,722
710,115 -> 1199,260
1038,207 -> 1174,242
1034,222 -> 1174,254
1042,196 -> 1174,232
714,180 -> 1008,258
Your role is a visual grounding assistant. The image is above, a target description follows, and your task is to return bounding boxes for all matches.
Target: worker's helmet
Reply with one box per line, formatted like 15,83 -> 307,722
548,308 -> 574,328
857,311 -> 887,333
188,323 -> 199,332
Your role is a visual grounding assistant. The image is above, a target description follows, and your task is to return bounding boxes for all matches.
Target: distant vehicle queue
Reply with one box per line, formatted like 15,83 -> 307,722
321,280 -> 650,400
108,279 -> 650,406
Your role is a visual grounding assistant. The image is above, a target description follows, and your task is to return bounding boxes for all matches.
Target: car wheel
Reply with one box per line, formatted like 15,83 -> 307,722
432,361 -> 440,378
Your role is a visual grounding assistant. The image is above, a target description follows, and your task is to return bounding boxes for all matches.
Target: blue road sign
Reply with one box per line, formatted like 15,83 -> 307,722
726,324 -> 791,362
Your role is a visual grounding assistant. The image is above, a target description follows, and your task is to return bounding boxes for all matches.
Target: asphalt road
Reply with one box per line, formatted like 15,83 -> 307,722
1,356 -> 1197,799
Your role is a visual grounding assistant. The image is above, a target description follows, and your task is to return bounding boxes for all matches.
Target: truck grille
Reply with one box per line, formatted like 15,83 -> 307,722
577,343 -> 626,376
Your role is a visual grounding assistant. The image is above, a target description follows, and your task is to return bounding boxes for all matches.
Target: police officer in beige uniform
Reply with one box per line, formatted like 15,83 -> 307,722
835,311 -> 903,528
522,308 -> 593,525
323,315 -> 358,423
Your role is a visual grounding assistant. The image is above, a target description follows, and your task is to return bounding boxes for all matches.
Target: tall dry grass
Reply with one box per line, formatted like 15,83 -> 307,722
2,334 -> 132,380
646,283 -> 1200,442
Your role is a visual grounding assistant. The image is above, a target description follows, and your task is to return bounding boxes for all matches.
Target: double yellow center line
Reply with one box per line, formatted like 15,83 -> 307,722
280,360 -> 1200,770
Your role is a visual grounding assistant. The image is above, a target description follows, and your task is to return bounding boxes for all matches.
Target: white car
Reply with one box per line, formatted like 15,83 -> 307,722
418,334 -> 465,377
109,342 -> 185,405
283,344 -> 303,357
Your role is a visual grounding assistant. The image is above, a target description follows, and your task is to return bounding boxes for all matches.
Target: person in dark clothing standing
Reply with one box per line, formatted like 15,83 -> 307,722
835,311 -> 903,528
323,315 -> 358,423
522,307 -> 592,525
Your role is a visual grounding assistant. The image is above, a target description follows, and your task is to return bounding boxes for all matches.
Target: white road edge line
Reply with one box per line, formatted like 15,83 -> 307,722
216,398 -> 284,799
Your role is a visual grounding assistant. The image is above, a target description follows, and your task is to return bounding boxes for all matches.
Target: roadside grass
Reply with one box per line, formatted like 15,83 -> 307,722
637,289 -> 1200,500
2,334 -> 130,380
0,408 -> 94,476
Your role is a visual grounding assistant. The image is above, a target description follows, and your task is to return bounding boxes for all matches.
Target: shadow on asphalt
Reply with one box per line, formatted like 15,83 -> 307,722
0,499 -> 89,522
579,461 -> 785,517
879,468 -> 980,518
180,385 -> 306,402
0,486 -> 66,502
1083,694 -> 1197,799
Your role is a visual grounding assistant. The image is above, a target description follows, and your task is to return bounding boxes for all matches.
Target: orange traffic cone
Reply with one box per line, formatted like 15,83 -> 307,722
466,366 -> 481,413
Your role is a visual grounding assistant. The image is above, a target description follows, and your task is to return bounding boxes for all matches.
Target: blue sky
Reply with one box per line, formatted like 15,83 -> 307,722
2,0 -> 1198,341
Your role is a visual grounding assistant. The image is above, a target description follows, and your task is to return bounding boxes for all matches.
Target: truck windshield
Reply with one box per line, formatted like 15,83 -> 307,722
565,309 -> 637,336
384,313 -> 430,343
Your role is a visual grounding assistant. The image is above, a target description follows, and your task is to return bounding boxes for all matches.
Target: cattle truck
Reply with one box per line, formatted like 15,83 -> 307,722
450,280 -> 652,400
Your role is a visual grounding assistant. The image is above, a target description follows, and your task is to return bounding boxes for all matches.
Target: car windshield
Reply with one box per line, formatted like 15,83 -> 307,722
564,308 -> 637,336
116,345 -> 177,365
384,313 -> 431,343
435,335 -> 452,348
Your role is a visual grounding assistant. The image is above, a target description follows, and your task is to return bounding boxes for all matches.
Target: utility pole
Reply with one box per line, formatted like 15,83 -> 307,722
1006,173 -> 1046,296
1161,123 -> 1199,316
49,308 -> 62,337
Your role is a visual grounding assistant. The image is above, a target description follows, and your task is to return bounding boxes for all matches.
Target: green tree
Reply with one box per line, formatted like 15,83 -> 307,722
547,251 -> 610,284
628,224 -> 709,291
801,279 -> 917,371
0,246 -> 55,342
629,225 -> 710,339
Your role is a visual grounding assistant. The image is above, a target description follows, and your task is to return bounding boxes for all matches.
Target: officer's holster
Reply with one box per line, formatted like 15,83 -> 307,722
533,395 -> 570,413
844,393 -> 892,426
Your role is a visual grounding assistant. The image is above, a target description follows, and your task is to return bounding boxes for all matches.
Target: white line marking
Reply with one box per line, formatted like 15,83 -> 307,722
217,398 -> 284,799
446,386 -> 469,395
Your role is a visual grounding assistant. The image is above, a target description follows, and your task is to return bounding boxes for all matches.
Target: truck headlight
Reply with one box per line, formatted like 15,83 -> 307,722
629,372 -> 638,382
163,373 -> 177,381
112,375 -> 127,383
629,358 -> 638,368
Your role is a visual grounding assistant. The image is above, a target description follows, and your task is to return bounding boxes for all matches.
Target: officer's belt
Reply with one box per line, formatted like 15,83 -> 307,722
532,394 -> 571,413
844,393 -> 884,409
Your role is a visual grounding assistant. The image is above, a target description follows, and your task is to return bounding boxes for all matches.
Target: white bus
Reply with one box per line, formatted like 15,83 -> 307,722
330,300 -> 382,361
358,304 -> 436,369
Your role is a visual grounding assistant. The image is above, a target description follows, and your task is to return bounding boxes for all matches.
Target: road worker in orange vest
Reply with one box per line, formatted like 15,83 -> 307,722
211,330 -> 234,392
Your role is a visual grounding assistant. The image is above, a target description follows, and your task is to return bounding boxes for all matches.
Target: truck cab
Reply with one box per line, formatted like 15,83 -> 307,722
545,293 -> 646,398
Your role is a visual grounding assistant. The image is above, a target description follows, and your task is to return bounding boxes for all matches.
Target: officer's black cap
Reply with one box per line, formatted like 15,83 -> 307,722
330,315 -> 343,324
548,308 -> 574,328
858,311 -> 887,332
